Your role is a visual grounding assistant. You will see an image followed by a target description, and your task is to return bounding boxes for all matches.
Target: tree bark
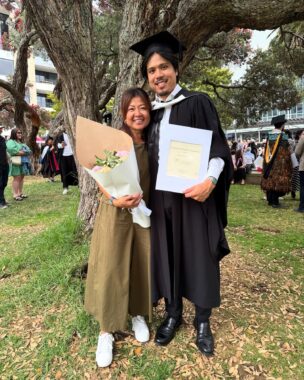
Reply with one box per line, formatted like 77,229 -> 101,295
23,0 -> 304,230
25,0 -> 99,230
12,30 -> 37,132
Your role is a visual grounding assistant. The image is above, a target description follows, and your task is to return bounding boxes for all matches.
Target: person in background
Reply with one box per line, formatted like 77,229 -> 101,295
6,128 -> 31,201
290,130 -> 301,200
231,149 -> 246,185
56,132 -> 78,194
261,115 -> 292,208
243,146 -> 255,174
231,148 -> 246,184
84,88 -> 152,368
295,129 -> 304,213
40,136 -> 60,182
248,139 -> 257,159
0,126 -> 9,209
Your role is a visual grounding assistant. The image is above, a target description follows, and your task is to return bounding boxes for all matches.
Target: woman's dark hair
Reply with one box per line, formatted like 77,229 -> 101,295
295,129 -> 304,142
235,149 -> 243,161
231,141 -> 238,152
120,87 -> 151,142
141,48 -> 179,81
10,128 -> 23,142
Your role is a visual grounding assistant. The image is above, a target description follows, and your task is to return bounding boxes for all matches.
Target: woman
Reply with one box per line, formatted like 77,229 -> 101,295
40,136 -> 60,182
232,148 -> 246,184
84,88 -> 152,368
6,128 -> 31,201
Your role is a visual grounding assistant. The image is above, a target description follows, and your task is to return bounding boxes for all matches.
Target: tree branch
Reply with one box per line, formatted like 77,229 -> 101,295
193,55 -> 213,62
203,79 -> 255,91
0,79 -> 40,120
279,26 -> 304,48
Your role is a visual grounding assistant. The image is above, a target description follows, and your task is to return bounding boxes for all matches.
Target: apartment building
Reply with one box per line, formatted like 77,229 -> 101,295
0,6 -> 57,111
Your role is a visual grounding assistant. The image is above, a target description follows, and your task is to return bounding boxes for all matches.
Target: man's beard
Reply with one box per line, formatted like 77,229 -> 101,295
157,89 -> 170,98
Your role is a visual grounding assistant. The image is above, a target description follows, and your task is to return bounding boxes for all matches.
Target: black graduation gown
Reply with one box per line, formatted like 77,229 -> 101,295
147,88 -> 233,309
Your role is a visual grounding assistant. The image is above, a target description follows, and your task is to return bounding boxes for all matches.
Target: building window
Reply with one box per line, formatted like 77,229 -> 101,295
296,103 -> 303,118
0,58 -> 14,76
37,93 -> 53,108
35,70 -> 57,84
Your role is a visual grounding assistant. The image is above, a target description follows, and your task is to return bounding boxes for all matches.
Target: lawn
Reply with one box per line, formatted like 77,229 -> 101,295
0,177 -> 303,379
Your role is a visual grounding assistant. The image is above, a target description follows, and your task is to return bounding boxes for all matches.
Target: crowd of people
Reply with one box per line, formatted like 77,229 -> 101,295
39,132 -> 78,194
227,127 -> 303,209
0,127 -> 78,209
228,137 -> 262,185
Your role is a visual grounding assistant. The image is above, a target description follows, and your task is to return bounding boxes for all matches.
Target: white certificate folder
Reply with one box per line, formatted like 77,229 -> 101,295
156,123 -> 212,193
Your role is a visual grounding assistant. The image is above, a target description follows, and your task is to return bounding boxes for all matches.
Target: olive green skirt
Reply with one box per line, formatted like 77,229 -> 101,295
84,200 -> 152,332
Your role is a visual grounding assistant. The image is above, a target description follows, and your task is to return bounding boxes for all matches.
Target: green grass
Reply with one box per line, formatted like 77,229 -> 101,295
0,178 -> 303,379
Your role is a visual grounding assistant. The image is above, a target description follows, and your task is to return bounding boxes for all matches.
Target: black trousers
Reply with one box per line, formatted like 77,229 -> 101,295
60,155 -> 78,188
0,164 -> 9,205
165,298 -> 212,324
299,171 -> 304,211
163,193 -> 212,324
266,190 -> 285,206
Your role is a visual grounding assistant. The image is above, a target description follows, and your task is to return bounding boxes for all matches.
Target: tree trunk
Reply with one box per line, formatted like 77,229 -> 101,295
25,0 -> 99,230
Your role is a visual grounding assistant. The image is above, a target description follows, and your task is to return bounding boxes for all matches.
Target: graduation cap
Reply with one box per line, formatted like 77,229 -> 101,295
130,31 -> 186,60
271,114 -> 287,126
130,31 -> 186,79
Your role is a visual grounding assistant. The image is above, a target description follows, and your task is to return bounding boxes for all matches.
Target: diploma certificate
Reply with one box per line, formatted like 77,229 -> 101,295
167,141 -> 202,179
156,124 -> 212,193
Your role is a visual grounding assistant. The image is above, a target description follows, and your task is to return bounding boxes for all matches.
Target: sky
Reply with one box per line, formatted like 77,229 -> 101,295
230,29 -> 274,80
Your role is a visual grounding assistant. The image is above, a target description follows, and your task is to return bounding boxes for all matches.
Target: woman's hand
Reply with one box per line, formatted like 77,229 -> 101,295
183,178 -> 215,202
112,193 -> 142,208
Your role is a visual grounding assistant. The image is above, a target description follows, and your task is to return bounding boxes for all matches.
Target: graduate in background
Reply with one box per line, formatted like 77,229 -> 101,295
40,136 -> 60,182
56,132 -> 78,195
261,115 -> 292,208
130,31 -> 233,356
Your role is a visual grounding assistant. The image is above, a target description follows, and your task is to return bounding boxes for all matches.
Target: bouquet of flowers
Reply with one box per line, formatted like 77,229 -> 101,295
92,150 -> 129,173
76,116 -> 151,228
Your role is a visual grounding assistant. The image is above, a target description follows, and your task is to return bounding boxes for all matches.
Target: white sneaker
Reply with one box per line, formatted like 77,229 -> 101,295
132,315 -> 150,343
95,333 -> 114,368
62,188 -> 68,195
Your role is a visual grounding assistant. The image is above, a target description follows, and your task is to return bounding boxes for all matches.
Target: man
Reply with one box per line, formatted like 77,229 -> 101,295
295,130 -> 304,213
261,115 -> 292,208
130,31 -> 233,356
0,126 -> 9,209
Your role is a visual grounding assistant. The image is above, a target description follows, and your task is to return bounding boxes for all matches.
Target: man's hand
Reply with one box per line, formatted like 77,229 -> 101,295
183,178 -> 215,202
113,193 -> 142,208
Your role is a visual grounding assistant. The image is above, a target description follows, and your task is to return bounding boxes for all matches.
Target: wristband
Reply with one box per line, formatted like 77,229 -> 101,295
109,196 -> 116,206
208,176 -> 217,185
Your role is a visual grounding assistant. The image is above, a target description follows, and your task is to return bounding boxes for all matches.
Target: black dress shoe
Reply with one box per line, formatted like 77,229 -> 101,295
294,208 -> 304,213
195,321 -> 214,356
271,204 -> 287,209
154,316 -> 182,346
